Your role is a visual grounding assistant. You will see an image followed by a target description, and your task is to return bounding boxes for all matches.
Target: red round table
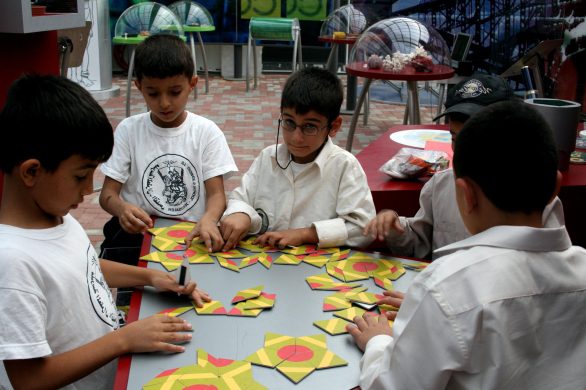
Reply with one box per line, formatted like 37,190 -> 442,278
344,62 -> 454,152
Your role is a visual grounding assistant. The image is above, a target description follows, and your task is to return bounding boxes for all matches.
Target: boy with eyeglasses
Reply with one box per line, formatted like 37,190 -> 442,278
205,67 -> 376,251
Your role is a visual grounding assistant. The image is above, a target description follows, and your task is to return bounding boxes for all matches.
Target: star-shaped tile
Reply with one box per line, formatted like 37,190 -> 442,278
143,349 -> 267,389
245,332 -> 347,383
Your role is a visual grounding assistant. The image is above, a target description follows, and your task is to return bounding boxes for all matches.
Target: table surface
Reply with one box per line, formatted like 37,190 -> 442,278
356,124 -> 586,246
114,219 -> 426,390
345,62 -> 454,81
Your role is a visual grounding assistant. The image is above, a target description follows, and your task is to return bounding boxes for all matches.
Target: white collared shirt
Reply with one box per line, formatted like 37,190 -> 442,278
385,169 -> 565,259
360,225 -> 586,390
223,138 -> 376,248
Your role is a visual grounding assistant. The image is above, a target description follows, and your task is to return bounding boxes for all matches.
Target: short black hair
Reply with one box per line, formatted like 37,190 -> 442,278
134,34 -> 194,81
453,101 -> 558,214
281,67 -> 343,123
0,74 -> 113,173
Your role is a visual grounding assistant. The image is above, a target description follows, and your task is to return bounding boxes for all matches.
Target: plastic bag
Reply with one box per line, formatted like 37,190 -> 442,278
379,148 -> 449,180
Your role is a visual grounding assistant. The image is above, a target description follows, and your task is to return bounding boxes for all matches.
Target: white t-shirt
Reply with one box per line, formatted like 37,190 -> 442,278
224,138 -> 376,248
360,225 -> 586,390
0,215 -> 118,390
101,111 -> 238,221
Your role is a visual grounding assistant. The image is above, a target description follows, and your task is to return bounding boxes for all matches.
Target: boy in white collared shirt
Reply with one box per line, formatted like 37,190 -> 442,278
207,67 -> 376,250
348,101 -> 586,390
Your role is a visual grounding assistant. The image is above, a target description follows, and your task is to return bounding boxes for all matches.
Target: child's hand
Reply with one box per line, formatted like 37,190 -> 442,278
346,313 -> 393,352
219,213 -> 251,251
363,209 -> 404,241
186,217 -> 224,252
150,271 -> 212,307
118,315 -> 193,353
376,290 -> 404,320
254,228 -> 307,249
119,203 -> 153,234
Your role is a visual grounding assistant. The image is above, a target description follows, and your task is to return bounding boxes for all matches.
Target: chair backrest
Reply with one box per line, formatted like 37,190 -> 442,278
249,17 -> 299,41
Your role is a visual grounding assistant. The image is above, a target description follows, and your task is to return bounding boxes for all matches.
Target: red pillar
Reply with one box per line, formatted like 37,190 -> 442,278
0,30 -> 59,204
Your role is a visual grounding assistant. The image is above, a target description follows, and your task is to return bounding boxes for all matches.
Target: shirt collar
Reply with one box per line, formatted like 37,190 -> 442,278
273,137 -> 334,171
434,225 -> 572,257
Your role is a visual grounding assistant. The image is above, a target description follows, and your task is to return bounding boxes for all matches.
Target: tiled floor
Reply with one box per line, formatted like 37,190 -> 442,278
71,72 -> 439,251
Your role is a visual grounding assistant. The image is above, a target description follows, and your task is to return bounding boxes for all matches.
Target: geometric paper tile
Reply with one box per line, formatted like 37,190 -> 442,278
305,273 -> 362,291
373,276 -> 394,290
332,306 -> 370,322
154,221 -> 197,243
232,285 -> 264,303
227,302 -> 263,317
299,254 -> 330,268
139,251 -> 183,271
155,306 -> 194,317
182,248 -> 215,264
193,300 -> 227,315
256,253 -> 274,269
313,317 -> 351,335
241,292 -> 276,310
345,291 -> 385,305
328,249 -> 351,262
280,245 -> 319,256
322,292 -> 353,311
274,254 -> 303,265
217,256 -> 241,272
151,235 -> 186,252
238,255 -> 259,269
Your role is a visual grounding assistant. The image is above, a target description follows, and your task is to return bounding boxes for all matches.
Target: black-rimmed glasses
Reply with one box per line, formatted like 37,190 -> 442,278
278,117 -> 330,136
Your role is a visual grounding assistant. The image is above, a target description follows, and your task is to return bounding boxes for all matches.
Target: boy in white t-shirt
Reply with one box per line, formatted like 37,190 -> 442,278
0,75 -> 210,389
348,101 -> 586,389
100,34 -> 237,259
208,67 -> 376,251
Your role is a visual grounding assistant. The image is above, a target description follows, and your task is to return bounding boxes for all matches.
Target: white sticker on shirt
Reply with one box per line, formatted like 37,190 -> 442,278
86,245 -> 119,329
142,154 -> 201,216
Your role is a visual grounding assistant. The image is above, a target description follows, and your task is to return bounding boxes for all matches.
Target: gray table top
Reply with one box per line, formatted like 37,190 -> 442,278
118,219 -> 425,390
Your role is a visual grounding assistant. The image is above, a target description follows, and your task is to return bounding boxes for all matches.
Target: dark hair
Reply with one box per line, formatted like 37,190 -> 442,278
0,74 -> 113,173
453,101 -> 558,213
281,67 -> 343,123
134,34 -> 194,81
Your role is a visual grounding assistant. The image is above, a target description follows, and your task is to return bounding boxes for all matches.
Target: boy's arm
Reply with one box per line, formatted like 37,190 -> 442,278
99,176 -> 153,233
100,259 -> 210,306
4,315 -> 192,390
186,176 -> 226,252
348,274 -> 463,390
219,156 -> 265,249
312,160 -> 377,248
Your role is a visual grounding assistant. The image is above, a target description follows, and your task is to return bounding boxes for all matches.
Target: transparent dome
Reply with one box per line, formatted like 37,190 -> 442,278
168,1 -> 214,28
350,17 -> 451,71
114,2 -> 184,39
319,4 -> 368,38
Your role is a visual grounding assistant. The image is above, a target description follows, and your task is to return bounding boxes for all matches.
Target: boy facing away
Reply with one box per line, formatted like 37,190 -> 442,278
0,75 -> 210,389
364,74 -> 564,261
347,101 -> 586,389
99,34 -> 237,256
209,67 -> 376,251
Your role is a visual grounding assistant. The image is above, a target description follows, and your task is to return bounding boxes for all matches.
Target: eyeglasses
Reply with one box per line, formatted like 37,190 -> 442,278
278,117 -> 329,136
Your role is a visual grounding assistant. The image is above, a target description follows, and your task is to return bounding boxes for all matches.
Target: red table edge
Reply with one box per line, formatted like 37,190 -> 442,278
113,219 -> 155,390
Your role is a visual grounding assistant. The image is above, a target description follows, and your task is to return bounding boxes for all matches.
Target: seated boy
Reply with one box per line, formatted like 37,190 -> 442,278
0,75 -> 210,389
211,67 -> 376,250
364,74 -> 564,260
347,101 -> 586,389
99,34 -> 237,257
